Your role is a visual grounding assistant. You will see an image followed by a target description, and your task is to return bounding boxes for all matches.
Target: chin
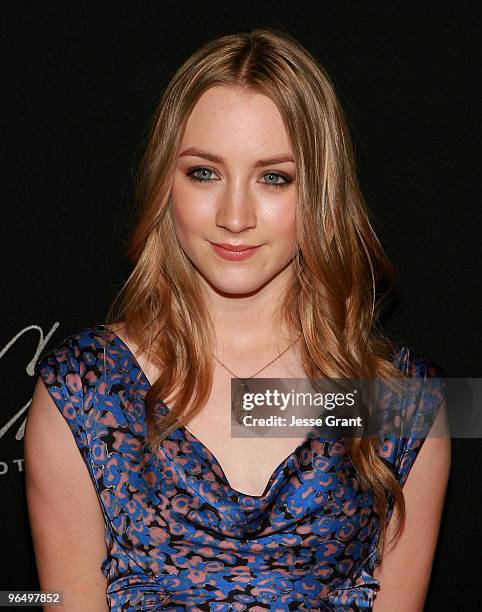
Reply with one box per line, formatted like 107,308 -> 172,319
201,271 -> 271,297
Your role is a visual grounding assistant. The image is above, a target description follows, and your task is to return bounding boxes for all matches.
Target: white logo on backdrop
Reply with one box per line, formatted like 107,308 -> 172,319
0,322 -> 60,474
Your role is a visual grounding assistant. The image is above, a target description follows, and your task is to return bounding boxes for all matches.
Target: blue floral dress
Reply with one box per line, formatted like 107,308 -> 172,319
32,324 -> 445,611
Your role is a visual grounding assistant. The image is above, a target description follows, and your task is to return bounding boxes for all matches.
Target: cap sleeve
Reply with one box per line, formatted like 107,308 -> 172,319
378,347 -> 447,489
33,332 -> 87,454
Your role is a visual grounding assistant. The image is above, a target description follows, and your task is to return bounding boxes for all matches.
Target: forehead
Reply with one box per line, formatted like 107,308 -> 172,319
181,85 -> 292,158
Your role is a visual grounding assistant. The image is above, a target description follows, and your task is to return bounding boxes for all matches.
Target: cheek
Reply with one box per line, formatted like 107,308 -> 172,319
170,182 -> 213,237
262,197 -> 297,242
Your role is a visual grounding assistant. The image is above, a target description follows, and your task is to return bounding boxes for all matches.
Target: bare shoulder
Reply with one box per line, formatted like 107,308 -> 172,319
24,377 -> 109,610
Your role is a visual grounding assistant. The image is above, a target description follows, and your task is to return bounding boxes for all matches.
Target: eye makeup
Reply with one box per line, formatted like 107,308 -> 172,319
186,167 -> 294,189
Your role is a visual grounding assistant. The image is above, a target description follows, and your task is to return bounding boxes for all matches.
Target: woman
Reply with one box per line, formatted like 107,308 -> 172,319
24,28 -> 450,611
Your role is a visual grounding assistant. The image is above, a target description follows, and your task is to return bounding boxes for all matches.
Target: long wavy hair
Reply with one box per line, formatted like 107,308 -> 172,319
104,26 -> 408,561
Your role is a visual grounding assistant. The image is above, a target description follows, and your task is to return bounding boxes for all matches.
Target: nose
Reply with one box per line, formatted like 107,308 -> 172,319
215,179 -> 257,234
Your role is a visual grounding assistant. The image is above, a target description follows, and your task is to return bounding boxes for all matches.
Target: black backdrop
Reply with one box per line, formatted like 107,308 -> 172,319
2,3 -> 481,610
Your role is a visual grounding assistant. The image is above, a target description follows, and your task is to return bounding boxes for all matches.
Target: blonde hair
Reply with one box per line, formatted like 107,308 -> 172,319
105,26 -> 408,561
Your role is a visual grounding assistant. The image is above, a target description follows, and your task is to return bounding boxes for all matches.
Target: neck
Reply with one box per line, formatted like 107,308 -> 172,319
199,265 -> 298,356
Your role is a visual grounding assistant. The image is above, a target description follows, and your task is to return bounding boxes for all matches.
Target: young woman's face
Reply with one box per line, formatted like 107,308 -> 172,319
170,84 -> 298,296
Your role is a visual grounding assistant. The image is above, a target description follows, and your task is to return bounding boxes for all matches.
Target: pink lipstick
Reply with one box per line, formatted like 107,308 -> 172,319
210,242 -> 262,261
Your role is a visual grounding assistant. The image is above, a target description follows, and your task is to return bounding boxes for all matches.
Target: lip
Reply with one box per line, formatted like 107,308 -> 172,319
213,242 -> 261,251
209,241 -> 262,261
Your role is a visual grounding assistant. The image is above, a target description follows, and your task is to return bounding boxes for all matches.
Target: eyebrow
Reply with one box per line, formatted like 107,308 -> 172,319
178,147 -> 295,167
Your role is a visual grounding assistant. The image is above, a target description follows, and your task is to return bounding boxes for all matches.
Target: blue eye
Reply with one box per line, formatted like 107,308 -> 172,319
186,167 -> 293,189
188,168 -> 216,182
261,172 -> 290,189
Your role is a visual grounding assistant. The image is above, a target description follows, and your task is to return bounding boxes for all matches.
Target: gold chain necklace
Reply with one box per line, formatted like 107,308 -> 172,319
212,333 -> 302,423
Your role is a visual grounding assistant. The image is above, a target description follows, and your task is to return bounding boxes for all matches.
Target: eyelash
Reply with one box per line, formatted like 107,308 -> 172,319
186,167 -> 293,189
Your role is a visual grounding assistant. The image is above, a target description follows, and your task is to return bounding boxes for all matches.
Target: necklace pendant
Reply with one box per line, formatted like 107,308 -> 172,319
232,378 -> 251,425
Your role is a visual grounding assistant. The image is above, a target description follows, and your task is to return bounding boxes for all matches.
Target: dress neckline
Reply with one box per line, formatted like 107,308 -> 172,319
98,323 -> 316,501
